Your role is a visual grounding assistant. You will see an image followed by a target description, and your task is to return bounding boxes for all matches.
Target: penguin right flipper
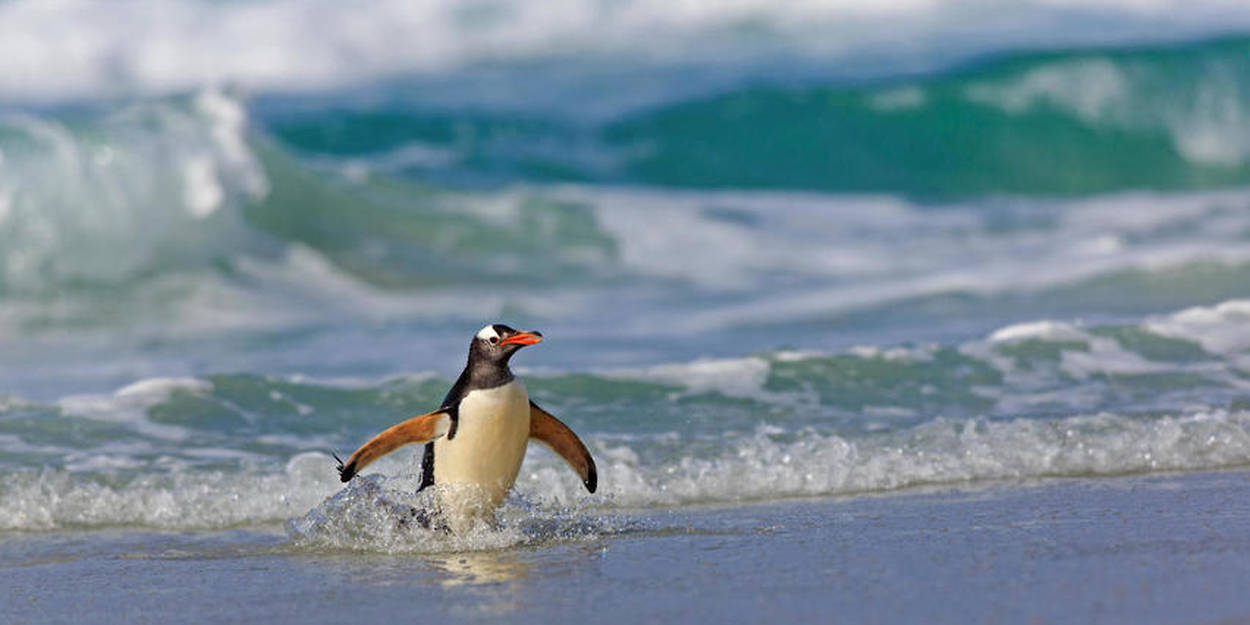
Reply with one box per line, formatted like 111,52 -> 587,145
338,410 -> 453,482
528,401 -> 598,493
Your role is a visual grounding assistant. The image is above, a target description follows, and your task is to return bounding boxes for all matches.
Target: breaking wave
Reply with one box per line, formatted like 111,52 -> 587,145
5,89 -> 1250,336
3,300 -> 1249,534
4,0 -> 1250,102
262,37 -> 1250,196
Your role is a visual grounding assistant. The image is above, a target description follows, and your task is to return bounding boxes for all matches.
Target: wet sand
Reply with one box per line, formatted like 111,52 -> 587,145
5,470 -> 1250,625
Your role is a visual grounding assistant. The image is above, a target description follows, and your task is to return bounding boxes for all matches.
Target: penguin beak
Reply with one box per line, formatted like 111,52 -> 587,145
499,330 -> 543,346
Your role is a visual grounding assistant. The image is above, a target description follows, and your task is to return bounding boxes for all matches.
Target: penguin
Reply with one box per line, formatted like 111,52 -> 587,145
335,324 -> 597,531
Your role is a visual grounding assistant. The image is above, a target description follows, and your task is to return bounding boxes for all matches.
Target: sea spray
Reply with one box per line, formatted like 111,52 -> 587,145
3,301 -> 1249,534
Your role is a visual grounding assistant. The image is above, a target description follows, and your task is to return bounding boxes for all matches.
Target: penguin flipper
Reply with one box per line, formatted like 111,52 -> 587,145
528,401 -> 598,493
338,410 -> 452,482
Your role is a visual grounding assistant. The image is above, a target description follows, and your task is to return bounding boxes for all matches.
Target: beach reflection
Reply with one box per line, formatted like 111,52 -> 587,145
425,550 -> 531,587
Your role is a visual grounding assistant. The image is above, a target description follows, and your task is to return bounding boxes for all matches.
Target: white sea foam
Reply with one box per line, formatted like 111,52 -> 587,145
605,356 -> 772,398
1058,342 -> 1170,379
4,143 -> 1250,383
6,297 -> 1250,536
0,89 -> 267,292
966,59 -> 1131,120
57,377 -> 213,442
576,186 -> 1250,332
988,320 -> 1086,343
965,55 -> 1250,165
978,320 -> 1169,380
8,407 -> 1248,534
520,409 -> 1250,508
114,377 -> 213,399
2,310 -> 1249,539
1,0 -> 1249,101
1145,300 -> 1250,355
0,452 -> 339,531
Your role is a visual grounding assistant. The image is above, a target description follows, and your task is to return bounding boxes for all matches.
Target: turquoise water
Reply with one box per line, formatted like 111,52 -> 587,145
268,37 -> 1250,196
3,2 -> 1250,620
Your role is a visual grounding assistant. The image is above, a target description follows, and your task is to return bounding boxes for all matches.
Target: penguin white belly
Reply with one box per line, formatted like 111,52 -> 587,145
432,380 -> 531,525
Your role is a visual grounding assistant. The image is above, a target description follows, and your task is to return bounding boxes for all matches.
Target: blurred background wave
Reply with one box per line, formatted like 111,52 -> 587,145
4,0 -> 1250,529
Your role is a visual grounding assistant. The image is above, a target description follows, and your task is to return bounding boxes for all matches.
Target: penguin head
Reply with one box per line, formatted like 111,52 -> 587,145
470,324 -> 543,365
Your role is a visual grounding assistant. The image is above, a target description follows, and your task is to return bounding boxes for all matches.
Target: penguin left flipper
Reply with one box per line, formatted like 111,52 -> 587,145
338,410 -> 453,482
528,401 -> 598,493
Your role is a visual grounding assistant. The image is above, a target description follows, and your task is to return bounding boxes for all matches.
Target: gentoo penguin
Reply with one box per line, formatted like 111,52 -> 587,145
335,324 -> 597,530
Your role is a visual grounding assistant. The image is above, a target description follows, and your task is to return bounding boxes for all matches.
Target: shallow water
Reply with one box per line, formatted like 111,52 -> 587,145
5,471 -> 1250,624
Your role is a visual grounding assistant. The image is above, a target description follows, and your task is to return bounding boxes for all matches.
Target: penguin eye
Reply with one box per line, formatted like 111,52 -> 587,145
488,336 -> 499,345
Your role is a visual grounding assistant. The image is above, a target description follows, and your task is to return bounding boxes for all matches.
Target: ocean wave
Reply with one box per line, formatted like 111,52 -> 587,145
0,91 -> 624,344
4,0 -> 1250,102
10,102 -> 1250,324
604,37 -> 1250,194
2,300 -> 1249,532
0,89 -> 622,295
239,37 -> 1250,196
0,452 -> 337,531
3,299 -> 1248,444
3,159 -> 1250,389
576,410 -> 1250,507
8,84 -> 1250,305
5,408 -> 1250,534
0,90 -> 267,292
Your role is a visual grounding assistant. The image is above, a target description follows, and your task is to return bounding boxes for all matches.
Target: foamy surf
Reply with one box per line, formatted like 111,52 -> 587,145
5,407 -> 1250,536
7,89 -> 1250,399
285,474 -> 625,554
2,300 -> 1248,539
4,0 -> 1250,102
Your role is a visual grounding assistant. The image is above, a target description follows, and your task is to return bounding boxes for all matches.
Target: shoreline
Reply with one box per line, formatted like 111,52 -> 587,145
5,469 -> 1250,624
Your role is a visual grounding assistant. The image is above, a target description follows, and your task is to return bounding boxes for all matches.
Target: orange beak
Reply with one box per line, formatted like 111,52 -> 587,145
499,330 -> 543,346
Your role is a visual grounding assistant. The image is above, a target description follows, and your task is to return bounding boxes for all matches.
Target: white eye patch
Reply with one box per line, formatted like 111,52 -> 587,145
476,325 -> 500,341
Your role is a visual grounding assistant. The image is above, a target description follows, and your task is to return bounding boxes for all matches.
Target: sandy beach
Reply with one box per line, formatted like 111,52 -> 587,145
6,470 -> 1250,625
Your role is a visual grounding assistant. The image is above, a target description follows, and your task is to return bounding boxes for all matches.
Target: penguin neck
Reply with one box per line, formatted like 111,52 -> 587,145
458,355 -> 515,394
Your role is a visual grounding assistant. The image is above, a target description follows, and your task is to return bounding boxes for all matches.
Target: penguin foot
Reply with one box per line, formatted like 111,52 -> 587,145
332,451 -> 357,482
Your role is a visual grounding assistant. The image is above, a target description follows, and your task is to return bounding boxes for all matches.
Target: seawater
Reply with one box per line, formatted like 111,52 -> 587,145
2,1 -> 1250,554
